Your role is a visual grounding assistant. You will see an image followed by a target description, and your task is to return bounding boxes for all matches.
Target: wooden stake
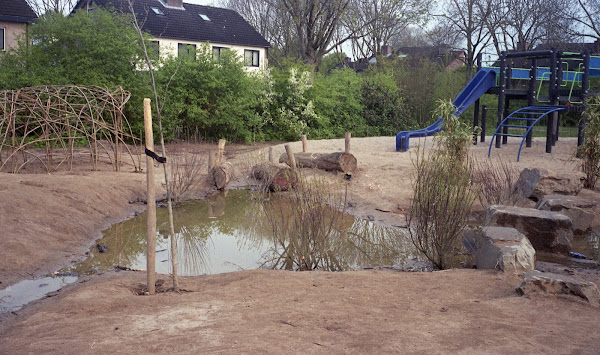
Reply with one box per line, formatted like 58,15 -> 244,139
268,147 -> 274,163
216,139 -> 226,167
345,132 -> 351,153
285,144 -> 296,172
302,135 -> 307,152
143,98 -> 156,295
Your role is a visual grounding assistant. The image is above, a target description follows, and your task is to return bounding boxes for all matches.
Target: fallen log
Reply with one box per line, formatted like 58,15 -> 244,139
278,152 -> 357,173
209,162 -> 234,190
252,163 -> 297,191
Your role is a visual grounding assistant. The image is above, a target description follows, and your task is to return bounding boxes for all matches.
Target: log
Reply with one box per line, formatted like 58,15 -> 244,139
252,163 -> 297,191
279,152 -> 357,173
209,162 -> 233,190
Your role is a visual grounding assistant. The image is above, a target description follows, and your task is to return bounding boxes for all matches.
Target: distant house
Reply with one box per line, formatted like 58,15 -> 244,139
0,0 -> 38,52
340,44 -> 465,72
395,45 -> 466,70
73,0 -> 271,70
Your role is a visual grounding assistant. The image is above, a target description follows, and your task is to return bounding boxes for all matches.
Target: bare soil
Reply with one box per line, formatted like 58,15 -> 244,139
1,136 -> 600,354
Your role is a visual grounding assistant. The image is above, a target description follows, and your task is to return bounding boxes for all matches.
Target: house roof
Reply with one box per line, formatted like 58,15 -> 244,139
0,0 -> 38,23
73,0 -> 270,48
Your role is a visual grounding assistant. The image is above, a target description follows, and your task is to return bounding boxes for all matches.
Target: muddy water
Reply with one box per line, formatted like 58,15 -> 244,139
0,276 -> 77,313
62,190 -> 420,277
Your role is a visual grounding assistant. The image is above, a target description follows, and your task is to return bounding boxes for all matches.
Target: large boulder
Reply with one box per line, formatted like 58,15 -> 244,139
515,168 -> 584,201
474,226 -> 535,275
516,270 -> 600,308
485,205 -> 573,254
535,195 -> 598,234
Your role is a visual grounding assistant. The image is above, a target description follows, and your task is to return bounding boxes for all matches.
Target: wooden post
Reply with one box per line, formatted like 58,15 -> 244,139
143,98 -> 156,295
268,147 -> 274,163
285,144 -> 296,172
208,150 -> 215,173
216,139 -> 226,167
345,132 -> 351,153
302,135 -> 307,152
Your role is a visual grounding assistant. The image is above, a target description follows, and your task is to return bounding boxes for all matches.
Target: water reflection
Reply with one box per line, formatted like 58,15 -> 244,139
64,190 -> 419,276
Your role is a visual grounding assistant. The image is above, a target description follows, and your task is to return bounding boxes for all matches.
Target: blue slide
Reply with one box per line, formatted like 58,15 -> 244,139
396,68 -> 497,151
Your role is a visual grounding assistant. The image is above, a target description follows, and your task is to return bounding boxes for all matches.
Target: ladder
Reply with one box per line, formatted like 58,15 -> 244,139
488,106 -> 565,161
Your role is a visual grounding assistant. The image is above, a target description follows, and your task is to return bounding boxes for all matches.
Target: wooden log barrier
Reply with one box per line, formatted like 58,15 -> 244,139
252,163 -> 297,191
278,152 -> 357,173
210,162 -> 233,190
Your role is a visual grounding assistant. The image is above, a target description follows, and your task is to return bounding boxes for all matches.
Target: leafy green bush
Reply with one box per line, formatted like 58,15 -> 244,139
155,46 -> 265,142
0,9 -> 147,90
310,69 -> 365,138
361,68 -> 408,136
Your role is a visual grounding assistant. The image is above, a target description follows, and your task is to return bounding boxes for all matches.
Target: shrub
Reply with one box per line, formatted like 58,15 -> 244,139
471,156 -> 523,208
361,68 -> 409,136
155,46 -> 264,142
310,69 -> 365,138
406,99 -> 476,269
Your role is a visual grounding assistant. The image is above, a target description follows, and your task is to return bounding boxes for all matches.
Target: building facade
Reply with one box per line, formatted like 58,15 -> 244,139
0,0 -> 38,52
73,0 -> 270,70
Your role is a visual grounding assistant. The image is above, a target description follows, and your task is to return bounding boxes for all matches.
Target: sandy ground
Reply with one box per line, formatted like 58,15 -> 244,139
1,136 -> 600,353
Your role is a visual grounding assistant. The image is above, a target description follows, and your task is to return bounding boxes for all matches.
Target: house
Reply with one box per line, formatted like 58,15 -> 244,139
73,0 -> 270,70
0,0 -> 38,52
395,45 -> 466,70
340,44 -> 465,72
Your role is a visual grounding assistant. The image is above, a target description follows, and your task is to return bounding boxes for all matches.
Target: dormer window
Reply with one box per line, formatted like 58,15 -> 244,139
151,7 -> 165,15
199,14 -> 210,21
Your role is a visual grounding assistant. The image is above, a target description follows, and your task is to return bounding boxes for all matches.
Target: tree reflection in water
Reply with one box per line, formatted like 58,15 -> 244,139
64,190 -> 419,276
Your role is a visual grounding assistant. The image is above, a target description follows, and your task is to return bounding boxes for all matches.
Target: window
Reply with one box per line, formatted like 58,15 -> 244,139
212,46 -> 228,60
244,50 -> 259,67
149,41 -> 160,58
0,28 -> 4,51
178,43 -> 196,59
151,7 -> 165,15
199,14 -> 210,21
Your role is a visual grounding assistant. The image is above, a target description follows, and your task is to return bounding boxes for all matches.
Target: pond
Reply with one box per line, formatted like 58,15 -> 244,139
60,190 -> 421,277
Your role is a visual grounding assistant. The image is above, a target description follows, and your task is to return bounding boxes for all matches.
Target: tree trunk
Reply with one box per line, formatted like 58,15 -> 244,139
209,162 -> 234,190
278,152 -> 357,173
252,162 -> 297,191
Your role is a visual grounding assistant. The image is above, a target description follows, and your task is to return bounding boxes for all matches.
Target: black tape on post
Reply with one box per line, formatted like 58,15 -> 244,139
145,147 -> 167,163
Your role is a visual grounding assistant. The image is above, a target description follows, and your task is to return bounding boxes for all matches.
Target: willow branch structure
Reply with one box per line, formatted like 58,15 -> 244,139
0,85 -> 140,173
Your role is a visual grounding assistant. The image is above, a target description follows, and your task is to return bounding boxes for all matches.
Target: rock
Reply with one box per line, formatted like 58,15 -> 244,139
515,168 -> 584,201
516,270 -> 600,307
485,205 -> 573,254
96,244 -> 109,253
536,194 -> 598,234
474,226 -> 535,275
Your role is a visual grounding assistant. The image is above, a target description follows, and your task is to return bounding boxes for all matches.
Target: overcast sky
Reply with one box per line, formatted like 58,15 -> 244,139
184,0 -> 218,6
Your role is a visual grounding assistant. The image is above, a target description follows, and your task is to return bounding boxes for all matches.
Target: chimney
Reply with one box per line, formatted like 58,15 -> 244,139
166,0 -> 184,8
382,45 -> 393,57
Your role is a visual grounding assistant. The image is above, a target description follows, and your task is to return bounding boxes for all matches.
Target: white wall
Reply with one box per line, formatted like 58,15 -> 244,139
156,38 -> 268,71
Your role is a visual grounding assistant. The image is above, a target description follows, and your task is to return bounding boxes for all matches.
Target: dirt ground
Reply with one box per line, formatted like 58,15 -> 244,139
1,136 -> 600,353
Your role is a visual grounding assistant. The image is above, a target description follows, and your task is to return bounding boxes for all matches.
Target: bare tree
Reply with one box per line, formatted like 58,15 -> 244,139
27,0 -> 76,15
265,0 -> 353,68
223,0 -> 299,59
437,0 -> 494,81
343,0 -> 430,59
561,0 -> 600,42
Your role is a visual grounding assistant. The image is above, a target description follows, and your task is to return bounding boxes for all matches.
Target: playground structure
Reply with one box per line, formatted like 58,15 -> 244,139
396,47 -> 600,161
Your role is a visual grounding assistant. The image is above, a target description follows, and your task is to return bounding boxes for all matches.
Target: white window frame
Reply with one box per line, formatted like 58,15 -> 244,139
244,49 -> 259,67
0,28 -> 5,51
